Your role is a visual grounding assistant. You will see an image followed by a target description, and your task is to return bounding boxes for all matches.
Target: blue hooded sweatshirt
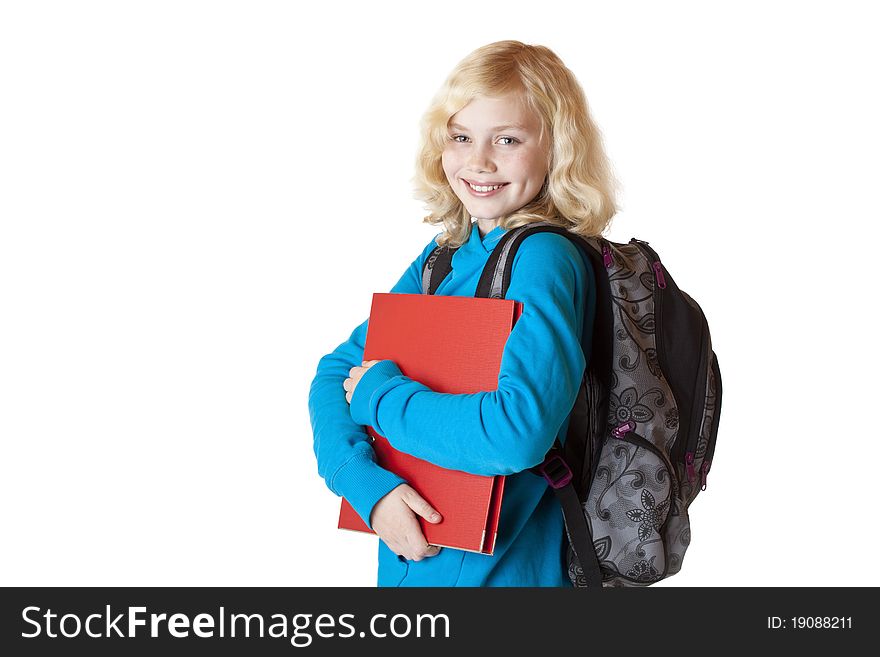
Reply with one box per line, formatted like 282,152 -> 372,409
308,221 -> 595,586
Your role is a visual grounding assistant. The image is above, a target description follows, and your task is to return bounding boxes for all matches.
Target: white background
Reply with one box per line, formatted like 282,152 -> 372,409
1,0 -> 877,587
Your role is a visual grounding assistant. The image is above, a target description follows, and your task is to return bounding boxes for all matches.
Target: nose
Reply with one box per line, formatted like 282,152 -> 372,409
466,142 -> 496,174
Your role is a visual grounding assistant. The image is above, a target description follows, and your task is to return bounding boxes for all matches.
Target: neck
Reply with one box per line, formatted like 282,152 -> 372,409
476,218 -> 500,238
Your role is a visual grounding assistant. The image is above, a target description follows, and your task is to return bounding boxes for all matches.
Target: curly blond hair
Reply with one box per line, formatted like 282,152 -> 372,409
413,40 -> 621,248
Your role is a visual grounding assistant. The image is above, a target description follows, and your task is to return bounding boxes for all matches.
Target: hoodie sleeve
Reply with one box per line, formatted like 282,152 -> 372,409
348,232 -> 594,476
307,234 -> 443,529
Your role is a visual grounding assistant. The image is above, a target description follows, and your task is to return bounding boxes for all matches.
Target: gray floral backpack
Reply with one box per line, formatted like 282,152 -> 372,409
421,221 -> 722,587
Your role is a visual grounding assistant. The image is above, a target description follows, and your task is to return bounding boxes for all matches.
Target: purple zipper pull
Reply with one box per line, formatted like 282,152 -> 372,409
611,420 -> 635,438
602,243 -> 613,268
685,451 -> 696,483
700,460 -> 711,491
652,261 -> 667,289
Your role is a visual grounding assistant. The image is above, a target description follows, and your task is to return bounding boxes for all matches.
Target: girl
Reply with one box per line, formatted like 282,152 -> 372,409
308,40 -> 618,587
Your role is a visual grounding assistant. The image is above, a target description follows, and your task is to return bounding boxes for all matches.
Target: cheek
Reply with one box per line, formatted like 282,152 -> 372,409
527,151 -> 549,184
441,149 -> 458,179
510,152 -> 547,186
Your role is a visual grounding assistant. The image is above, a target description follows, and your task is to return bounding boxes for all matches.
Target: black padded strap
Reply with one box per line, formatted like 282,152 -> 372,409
543,436 -> 603,588
483,223 -> 604,586
563,376 -> 590,493
428,224 -> 605,584
421,245 -> 457,295
532,438 -> 603,587
554,474 -> 604,587
475,222 -> 597,299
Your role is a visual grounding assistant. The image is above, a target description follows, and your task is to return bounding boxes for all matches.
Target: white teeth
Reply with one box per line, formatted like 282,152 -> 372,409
468,182 -> 504,192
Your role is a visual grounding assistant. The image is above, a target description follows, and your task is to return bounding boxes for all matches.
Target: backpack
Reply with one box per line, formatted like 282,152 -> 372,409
420,221 -> 722,587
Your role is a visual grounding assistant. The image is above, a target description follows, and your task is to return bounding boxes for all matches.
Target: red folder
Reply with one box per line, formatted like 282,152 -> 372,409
338,292 -> 523,555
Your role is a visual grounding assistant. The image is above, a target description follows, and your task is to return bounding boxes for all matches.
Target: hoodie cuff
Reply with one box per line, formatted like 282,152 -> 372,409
332,451 -> 407,530
349,359 -> 405,428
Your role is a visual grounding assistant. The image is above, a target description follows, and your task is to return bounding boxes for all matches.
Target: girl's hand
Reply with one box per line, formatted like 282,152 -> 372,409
370,484 -> 443,561
343,360 -> 381,404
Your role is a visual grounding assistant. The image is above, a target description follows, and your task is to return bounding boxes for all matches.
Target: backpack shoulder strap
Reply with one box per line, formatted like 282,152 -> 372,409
478,221 -> 609,586
421,243 -> 458,295
474,221 -> 601,299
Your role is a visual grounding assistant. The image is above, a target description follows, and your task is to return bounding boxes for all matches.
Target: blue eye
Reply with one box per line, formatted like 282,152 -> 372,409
448,135 -> 518,145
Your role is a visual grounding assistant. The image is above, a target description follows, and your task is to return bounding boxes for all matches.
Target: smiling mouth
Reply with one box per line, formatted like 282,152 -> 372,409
464,180 -> 509,194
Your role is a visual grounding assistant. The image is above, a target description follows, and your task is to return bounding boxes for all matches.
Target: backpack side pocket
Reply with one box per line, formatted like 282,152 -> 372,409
587,429 -> 674,585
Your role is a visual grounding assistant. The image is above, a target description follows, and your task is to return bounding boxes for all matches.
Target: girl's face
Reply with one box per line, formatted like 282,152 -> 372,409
442,93 -> 550,223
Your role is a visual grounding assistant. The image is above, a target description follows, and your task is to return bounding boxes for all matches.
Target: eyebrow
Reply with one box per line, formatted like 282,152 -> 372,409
448,122 -> 530,132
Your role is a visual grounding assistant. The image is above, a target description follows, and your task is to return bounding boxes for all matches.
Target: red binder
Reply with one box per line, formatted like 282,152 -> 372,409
338,292 -> 523,555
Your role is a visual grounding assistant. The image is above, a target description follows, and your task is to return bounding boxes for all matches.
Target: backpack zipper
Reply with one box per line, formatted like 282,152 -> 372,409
628,239 -> 676,464
628,239 -> 668,371
681,298 -> 710,485
611,421 -> 675,484
700,353 -> 722,490
601,241 -> 613,268
629,239 -> 710,486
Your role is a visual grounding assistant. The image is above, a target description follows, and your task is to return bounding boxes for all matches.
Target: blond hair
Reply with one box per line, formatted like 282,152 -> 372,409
413,40 -> 621,248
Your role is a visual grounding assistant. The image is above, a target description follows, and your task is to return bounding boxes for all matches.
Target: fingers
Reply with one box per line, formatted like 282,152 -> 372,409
407,540 -> 441,562
401,487 -> 443,525
399,489 -> 443,561
343,364 -> 366,404
423,544 -> 442,559
371,485 -> 443,562
343,361 -> 382,404
380,525 -> 442,562
400,523 -> 441,562
390,540 -> 440,562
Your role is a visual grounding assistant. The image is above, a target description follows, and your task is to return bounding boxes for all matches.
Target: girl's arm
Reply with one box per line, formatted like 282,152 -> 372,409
307,235 -> 441,529
349,233 -> 593,477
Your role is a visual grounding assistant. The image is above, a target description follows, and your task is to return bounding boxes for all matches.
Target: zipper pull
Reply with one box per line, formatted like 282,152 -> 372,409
652,261 -> 667,289
602,243 -> 613,268
611,420 -> 635,438
700,460 -> 711,491
685,451 -> 696,483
